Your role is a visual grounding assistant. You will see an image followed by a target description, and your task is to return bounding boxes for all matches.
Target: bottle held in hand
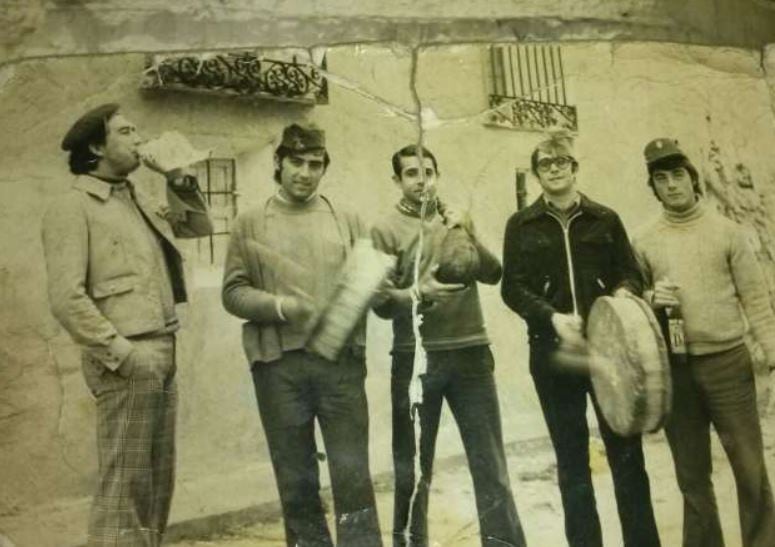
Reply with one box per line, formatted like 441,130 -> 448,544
665,305 -> 688,365
137,131 -> 211,174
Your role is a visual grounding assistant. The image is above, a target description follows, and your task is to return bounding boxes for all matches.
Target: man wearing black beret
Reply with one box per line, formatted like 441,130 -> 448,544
42,103 -> 212,546
222,122 -> 382,546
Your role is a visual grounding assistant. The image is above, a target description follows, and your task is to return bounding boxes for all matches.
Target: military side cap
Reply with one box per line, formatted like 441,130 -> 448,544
61,103 -> 120,151
281,122 -> 325,152
643,138 -> 686,165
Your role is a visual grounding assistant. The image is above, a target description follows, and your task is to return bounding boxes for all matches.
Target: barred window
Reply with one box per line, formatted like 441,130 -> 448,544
193,158 -> 238,265
485,44 -> 578,133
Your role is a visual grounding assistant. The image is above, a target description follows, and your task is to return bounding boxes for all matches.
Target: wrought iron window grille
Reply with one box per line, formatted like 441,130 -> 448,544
142,51 -> 328,105
485,44 -> 578,133
194,158 -> 238,265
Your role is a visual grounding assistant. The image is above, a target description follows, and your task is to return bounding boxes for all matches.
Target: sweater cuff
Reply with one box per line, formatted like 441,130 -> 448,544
275,296 -> 287,322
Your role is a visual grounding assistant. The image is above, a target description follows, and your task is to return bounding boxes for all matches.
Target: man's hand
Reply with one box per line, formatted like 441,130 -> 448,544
168,173 -> 199,192
650,278 -> 681,308
281,296 -> 316,326
551,313 -> 586,349
420,265 -> 466,302
116,350 -> 137,378
370,277 -> 396,308
613,287 -> 636,299
116,348 -> 166,384
441,206 -> 474,234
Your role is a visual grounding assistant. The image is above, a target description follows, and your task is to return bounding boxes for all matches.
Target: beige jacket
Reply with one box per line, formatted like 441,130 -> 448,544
42,175 -> 212,369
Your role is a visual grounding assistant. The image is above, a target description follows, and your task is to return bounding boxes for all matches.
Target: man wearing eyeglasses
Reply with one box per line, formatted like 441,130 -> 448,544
501,135 -> 660,547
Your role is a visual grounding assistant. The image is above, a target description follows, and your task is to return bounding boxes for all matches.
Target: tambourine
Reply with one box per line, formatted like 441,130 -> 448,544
586,296 -> 672,436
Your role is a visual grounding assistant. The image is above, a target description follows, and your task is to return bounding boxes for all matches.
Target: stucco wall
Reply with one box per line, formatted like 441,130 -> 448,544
2,0 -> 775,62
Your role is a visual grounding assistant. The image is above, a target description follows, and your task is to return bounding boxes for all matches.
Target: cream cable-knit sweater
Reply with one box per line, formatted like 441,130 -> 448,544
632,201 -> 775,363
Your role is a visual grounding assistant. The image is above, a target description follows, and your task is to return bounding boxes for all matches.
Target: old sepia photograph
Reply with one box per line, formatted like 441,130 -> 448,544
1,2 -> 775,546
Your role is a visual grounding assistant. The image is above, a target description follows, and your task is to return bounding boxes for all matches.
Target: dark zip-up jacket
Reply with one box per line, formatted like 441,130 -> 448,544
501,193 -> 643,341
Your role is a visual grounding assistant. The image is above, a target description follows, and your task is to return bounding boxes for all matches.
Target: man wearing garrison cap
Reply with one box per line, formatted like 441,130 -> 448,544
222,123 -> 382,546
633,138 -> 775,547
42,103 -> 212,546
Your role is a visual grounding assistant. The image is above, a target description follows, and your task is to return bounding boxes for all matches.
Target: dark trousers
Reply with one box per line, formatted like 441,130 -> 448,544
530,342 -> 660,547
251,349 -> 382,547
81,335 -> 177,547
392,345 -> 526,547
665,344 -> 775,547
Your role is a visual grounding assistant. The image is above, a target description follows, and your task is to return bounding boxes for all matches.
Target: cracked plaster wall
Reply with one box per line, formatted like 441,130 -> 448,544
1,2 -> 775,545
2,0 -> 775,60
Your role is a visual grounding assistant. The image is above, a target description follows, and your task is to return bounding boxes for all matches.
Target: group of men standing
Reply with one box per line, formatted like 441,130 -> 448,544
43,103 -> 775,547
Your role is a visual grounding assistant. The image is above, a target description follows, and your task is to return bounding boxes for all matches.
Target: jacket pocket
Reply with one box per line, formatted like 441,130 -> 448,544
579,229 -> 613,245
575,231 -> 613,271
520,234 -> 551,256
91,275 -> 135,299
580,273 -> 609,308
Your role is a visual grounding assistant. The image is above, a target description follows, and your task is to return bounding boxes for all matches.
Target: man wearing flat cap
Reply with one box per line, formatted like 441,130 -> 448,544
42,103 -> 212,546
222,123 -> 382,546
632,138 -> 775,547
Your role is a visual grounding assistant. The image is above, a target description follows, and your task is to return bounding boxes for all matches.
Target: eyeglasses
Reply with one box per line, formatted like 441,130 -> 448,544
536,156 -> 573,173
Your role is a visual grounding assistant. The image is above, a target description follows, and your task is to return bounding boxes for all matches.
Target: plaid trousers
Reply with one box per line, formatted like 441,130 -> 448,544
81,335 -> 177,547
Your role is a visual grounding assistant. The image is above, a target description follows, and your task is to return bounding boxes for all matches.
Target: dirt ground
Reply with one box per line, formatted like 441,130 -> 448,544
167,411 -> 775,547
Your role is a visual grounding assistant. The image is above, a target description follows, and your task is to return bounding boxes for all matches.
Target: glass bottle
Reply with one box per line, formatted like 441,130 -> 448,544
665,305 -> 688,365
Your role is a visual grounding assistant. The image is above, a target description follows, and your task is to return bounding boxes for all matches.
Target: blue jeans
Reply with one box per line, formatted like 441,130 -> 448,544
391,345 -> 525,547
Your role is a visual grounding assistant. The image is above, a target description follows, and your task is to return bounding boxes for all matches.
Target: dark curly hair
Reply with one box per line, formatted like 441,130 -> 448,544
273,145 -> 331,183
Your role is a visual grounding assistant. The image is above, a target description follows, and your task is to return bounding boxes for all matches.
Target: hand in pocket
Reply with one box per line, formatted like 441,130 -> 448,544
116,347 -> 166,384
116,349 -> 137,378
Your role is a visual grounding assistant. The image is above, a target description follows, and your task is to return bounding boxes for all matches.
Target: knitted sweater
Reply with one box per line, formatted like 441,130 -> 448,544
222,194 -> 366,364
632,201 -> 775,361
371,203 -> 501,352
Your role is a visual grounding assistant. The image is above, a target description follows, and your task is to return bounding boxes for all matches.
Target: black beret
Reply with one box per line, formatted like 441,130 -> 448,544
61,103 -> 120,151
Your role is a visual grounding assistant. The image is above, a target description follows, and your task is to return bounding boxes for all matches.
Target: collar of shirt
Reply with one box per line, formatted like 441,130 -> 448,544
274,189 -> 320,204
543,192 -> 580,215
396,197 -> 439,219
73,174 -> 131,201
